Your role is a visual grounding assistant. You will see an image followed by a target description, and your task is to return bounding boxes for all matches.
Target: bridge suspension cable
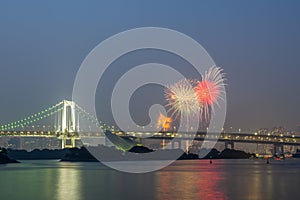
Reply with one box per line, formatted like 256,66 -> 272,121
0,100 -> 117,132
74,104 -> 116,132
0,101 -> 64,131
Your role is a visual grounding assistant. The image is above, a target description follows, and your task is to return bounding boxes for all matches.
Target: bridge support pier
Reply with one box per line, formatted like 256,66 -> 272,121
178,140 -> 181,149
273,144 -> 284,155
171,141 -> 175,149
61,136 -> 76,149
170,140 -> 181,149
225,141 -> 235,149
185,140 -> 190,153
161,139 -> 166,148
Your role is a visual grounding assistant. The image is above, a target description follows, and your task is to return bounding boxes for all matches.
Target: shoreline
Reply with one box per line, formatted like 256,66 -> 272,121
3,146 -> 276,162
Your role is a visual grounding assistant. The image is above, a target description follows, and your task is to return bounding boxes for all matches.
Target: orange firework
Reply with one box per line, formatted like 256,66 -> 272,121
157,112 -> 172,131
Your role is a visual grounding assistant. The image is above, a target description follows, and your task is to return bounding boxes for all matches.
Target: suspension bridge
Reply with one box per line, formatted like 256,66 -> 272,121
0,100 -> 300,153
0,100 -> 114,149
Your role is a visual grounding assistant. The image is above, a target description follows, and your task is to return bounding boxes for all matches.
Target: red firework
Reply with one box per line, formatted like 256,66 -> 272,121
194,80 -> 220,106
194,66 -> 225,121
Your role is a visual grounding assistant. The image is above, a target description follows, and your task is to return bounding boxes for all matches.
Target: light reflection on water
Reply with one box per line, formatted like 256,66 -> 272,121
56,163 -> 82,200
156,162 -> 228,200
1,159 -> 300,200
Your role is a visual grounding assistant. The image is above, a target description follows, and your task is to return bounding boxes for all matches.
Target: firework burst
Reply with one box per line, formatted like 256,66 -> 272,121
194,66 -> 226,120
156,112 -> 172,131
164,66 -> 225,129
164,79 -> 199,120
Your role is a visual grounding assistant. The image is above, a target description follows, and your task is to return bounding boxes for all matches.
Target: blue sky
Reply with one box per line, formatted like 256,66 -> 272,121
0,1 -> 299,131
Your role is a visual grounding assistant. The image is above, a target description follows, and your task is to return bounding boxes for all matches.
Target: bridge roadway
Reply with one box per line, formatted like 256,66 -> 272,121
1,131 -> 300,146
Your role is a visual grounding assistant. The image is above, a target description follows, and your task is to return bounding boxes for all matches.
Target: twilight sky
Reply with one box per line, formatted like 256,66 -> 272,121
0,0 -> 299,132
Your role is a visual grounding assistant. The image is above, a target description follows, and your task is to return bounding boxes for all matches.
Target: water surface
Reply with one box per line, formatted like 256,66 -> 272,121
1,159 -> 300,200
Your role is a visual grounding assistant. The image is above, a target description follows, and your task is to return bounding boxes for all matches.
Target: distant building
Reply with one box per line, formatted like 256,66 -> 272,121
256,126 -> 289,136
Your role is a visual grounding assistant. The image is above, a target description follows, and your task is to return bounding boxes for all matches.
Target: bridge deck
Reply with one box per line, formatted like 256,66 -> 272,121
1,131 -> 300,146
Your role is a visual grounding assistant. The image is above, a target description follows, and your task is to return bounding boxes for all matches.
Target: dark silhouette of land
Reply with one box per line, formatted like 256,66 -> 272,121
292,149 -> 300,158
218,148 -> 254,159
62,146 -> 253,162
179,148 -> 254,160
4,145 -> 254,163
61,147 -> 97,162
7,148 -> 69,160
0,147 -> 19,164
128,145 -> 154,153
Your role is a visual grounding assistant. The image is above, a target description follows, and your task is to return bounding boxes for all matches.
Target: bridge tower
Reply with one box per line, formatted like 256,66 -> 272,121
57,100 -> 78,149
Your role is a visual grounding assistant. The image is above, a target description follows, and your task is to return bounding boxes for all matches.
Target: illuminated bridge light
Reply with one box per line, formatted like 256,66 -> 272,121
1,100 -> 300,149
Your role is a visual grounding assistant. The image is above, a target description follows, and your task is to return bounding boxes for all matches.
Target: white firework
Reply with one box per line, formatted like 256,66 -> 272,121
164,79 -> 199,119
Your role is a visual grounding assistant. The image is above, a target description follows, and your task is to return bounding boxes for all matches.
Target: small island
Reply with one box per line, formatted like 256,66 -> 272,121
0,147 -> 19,164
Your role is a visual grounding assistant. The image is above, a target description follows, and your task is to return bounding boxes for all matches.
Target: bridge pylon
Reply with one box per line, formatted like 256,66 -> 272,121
57,100 -> 79,149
